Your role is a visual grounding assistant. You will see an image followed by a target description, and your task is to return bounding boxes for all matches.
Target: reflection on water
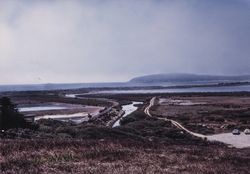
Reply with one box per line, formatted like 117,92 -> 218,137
113,102 -> 143,128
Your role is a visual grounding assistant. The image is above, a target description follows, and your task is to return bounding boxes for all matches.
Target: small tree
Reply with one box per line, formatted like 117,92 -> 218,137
0,97 -> 33,130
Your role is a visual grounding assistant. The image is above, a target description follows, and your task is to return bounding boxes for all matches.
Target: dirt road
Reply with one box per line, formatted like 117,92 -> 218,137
145,97 -> 208,139
144,97 -> 250,148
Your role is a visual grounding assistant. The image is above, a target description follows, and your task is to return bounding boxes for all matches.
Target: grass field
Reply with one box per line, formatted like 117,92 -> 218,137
1,138 -> 250,174
1,92 -> 250,173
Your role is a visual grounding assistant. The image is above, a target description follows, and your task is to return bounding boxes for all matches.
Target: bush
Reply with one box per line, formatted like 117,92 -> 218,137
120,111 -> 147,125
0,97 -> 36,130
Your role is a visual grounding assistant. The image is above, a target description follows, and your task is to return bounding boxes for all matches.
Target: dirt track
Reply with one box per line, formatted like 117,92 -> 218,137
144,97 -> 250,148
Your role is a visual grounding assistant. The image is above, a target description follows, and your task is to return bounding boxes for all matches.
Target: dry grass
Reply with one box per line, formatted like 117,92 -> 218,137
153,96 -> 250,134
1,93 -> 250,173
1,138 -> 250,174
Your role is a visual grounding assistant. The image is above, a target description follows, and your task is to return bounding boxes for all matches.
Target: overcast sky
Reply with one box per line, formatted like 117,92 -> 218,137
0,0 -> 249,84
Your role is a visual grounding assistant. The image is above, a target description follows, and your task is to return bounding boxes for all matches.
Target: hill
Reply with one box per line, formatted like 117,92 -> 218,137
129,73 -> 250,83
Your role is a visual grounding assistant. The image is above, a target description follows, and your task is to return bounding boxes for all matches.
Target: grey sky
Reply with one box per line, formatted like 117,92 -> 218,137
0,0 -> 249,84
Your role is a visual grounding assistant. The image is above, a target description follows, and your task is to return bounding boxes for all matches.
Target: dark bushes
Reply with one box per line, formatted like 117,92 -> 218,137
119,110 -> 147,125
0,97 -> 36,130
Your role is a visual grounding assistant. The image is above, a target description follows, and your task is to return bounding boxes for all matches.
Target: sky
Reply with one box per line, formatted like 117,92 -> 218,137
0,0 -> 249,84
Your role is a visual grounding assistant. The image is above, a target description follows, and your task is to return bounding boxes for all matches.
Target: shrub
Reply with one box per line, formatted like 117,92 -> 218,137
0,97 -> 36,130
120,111 -> 147,125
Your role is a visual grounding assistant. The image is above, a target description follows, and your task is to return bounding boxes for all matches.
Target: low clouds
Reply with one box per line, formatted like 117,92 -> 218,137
0,0 -> 249,84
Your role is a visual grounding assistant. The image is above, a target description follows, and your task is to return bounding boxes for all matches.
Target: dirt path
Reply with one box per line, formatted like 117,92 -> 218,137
144,97 -> 250,148
144,97 -> 206,138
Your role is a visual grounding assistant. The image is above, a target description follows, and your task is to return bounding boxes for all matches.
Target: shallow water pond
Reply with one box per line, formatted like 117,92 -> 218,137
19,106 -> 67,112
